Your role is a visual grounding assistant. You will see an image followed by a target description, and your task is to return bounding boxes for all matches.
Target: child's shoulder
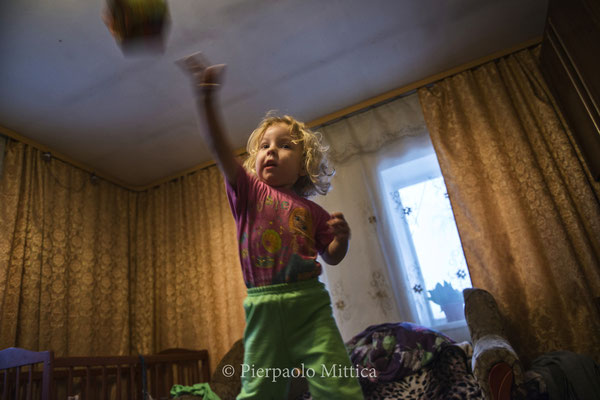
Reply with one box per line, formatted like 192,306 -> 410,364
295,195 -> 331,219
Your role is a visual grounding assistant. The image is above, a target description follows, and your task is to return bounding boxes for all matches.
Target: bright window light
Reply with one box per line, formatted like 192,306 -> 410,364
397,177 -> 471,321
380,153 -> 472,327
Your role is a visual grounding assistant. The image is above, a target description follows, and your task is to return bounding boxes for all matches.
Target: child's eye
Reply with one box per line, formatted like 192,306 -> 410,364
260,144 -> 269,149
282,144 -> 291,149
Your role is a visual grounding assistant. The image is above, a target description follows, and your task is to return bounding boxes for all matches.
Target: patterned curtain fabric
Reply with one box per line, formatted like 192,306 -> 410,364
0,141 -> 134,356
0,139 -> 245,368
133,167 -> 246,363
418,46 -> 600,364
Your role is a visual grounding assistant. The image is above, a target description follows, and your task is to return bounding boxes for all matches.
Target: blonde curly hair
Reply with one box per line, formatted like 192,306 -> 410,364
243,113 -> 334,197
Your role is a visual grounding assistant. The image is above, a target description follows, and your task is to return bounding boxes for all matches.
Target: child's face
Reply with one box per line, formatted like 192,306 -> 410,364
255,123 -> 306,191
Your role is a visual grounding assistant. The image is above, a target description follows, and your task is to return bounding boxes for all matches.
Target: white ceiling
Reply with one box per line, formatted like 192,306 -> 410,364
0,0 -> 548,187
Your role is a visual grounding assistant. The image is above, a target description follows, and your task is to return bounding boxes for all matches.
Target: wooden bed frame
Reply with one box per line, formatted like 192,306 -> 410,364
1,348 -> 210,400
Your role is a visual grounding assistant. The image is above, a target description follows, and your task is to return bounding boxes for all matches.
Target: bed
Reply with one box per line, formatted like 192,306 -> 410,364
210,325 -> 483,400
6,288 -> 586,399
209,288 -> 548,400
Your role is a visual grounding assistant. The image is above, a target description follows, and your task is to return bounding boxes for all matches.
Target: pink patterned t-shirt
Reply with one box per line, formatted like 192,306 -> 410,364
226,165 -> 334,288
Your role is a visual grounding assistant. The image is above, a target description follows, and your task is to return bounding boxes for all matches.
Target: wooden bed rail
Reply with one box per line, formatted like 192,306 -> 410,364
142,351 -> 211,397
53,355 -> 139,400
1,348 -> 210,399
52,349 -> 210,400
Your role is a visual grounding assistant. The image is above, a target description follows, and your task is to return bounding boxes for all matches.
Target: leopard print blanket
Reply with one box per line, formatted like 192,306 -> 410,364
296,344 -> 483,400
367,344 -> 482,400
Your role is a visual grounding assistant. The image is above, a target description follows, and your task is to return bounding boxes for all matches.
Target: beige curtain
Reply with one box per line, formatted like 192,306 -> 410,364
418,46 -> 600,364
133,167 -> 246,364
0,141 -> 134,356
0,139 -> 246,368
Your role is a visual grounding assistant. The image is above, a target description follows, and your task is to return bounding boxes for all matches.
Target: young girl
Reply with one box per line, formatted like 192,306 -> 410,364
180,54 -> 364,399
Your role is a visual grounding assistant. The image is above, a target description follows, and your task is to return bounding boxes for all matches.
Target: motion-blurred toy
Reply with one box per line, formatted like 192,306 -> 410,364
103,0 -> 170,54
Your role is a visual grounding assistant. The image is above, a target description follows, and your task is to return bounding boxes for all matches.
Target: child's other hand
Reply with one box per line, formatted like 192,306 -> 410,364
176,52 -> 226,95
328,212 -> 350,242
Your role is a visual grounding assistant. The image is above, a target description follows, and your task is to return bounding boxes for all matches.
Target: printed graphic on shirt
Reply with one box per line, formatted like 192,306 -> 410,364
226,167 -> 332,287
248,206 -> 319,283
289,207 -> 312,238
289,207 -> 316,254
261,229 -> 282,254
257,194 -> 290,213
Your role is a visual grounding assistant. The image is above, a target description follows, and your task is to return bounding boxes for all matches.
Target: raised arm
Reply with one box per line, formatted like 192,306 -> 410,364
178,54 -> 239,186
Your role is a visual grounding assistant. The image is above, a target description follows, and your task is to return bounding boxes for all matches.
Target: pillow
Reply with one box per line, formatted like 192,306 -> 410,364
210,339 -> 244,400
345,322 -> 454,392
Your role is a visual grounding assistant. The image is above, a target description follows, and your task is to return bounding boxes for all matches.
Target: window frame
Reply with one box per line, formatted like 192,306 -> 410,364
379,153 -> 470,332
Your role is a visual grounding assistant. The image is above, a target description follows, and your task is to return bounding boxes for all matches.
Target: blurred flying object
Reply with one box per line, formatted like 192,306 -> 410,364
102,0 -> 170,54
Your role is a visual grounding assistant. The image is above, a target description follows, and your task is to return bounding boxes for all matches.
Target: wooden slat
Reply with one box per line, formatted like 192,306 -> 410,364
15,367 -> 21,399
85,367 -> 91,399
177,364 -> 184,386
101,366 -> 107,400
67,367 -> 73,397
26,366 -> 33,400
116,365 -> 122,400
2,369 -> 7,400
153,363 -> 159,398
128,365 -> 135,400
166,362 -> 174,394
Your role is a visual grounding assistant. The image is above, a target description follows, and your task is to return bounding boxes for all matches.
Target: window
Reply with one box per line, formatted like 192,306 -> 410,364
380,153 -> 472,330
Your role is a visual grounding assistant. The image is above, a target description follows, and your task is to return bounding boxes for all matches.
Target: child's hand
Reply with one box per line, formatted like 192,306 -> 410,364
323,212 -> 350,265
328,212 -> 351,242
176,52 -> 226,96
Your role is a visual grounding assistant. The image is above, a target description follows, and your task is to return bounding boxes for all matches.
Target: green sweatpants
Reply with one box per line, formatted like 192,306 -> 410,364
237,279 -> 364,400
